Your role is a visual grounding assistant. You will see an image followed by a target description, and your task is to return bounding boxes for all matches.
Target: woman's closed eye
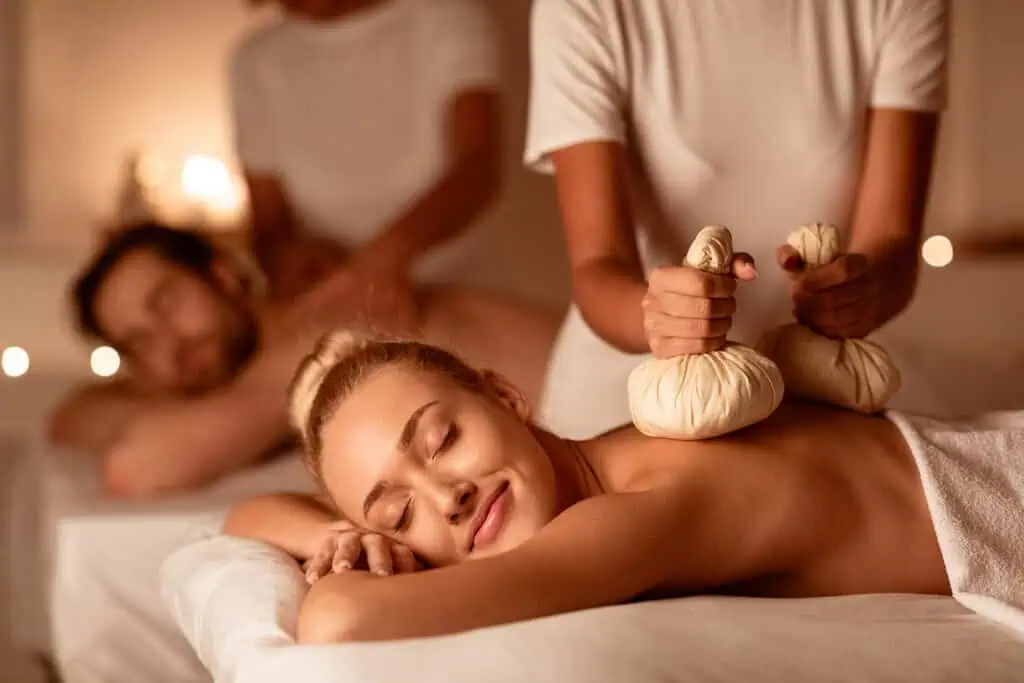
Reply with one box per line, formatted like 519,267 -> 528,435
393,499 -> 412,533
429,422 -> 459,460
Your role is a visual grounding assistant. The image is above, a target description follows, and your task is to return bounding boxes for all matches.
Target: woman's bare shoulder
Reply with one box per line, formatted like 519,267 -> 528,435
584,425 -> 709,493
583,404 -> 865,493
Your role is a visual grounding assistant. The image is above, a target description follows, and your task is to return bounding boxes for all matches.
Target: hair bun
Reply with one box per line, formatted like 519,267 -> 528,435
288,329 -> 365,443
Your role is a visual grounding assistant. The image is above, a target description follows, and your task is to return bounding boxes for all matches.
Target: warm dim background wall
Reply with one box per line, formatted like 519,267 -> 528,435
1,0 -> 1021,378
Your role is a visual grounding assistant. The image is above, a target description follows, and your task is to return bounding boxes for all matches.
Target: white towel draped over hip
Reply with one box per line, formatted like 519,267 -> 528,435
889,410 -> 1024,637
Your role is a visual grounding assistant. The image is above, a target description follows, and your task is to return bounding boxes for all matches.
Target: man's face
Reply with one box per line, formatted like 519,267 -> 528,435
91,248 -> 259,395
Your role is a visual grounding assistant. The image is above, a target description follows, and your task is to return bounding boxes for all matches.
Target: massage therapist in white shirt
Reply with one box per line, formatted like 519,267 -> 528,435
232,0 -> 502,320
525,0 -> 948,438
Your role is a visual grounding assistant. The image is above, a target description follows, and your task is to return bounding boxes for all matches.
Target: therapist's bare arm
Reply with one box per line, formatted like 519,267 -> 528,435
246,173 -> 348,299
247,173 -> 298,289
297,463 -> 799,643
847,108 -> 939,326
551,142 -> 649,353
552,142 -> 752,357
355,89 -> 502,273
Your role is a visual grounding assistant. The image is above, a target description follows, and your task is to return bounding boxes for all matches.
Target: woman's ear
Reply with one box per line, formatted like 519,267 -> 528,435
479,370 -> 531,421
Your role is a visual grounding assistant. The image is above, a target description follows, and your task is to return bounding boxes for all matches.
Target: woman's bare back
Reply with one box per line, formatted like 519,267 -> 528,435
586,403 -> 951,598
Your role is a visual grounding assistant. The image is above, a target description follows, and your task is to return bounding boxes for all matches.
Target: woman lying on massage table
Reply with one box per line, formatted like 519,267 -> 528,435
225,331 -> 1018,644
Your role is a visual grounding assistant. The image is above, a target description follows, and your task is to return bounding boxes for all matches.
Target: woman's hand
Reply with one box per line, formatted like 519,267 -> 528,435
303,521 -> 421,585
641,255 -> 757,358
777,246 -> 881,339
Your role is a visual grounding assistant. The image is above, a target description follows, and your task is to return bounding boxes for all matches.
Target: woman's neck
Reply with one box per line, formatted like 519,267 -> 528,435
533,428 -> 605,513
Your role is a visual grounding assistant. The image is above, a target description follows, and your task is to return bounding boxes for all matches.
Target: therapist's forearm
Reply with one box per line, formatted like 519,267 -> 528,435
358,156 -> 500,272
847,109 -> 939,331
572,259 -> 650,354
864,240 -> 921,328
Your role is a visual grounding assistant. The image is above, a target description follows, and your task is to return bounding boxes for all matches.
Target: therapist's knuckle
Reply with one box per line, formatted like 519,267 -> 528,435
692,317 -> 714,337
648,268 -> 670,292
690,296 -> 711,318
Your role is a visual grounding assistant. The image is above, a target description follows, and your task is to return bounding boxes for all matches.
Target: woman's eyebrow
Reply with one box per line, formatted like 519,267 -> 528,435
397,400 -> 439,453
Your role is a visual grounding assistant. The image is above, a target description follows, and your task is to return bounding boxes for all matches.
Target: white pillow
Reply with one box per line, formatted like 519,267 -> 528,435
162,535 -> 1024,683
161,535 -> 307,683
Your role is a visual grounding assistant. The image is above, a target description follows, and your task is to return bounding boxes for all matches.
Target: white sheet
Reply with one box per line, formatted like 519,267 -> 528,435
43,447 -> 316,683
163,535 -> 1024,683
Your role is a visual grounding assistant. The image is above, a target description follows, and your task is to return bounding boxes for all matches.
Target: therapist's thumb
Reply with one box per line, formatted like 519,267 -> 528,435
732,252 -> 757,281
776,244 -> 805,274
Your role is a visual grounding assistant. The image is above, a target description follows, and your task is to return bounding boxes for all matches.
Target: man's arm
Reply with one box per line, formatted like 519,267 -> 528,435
298,460 -> 802,643
48,381 -> 159,455
353,89 -> 502,273
847,108 -> 940,327
101,332 -> 312,498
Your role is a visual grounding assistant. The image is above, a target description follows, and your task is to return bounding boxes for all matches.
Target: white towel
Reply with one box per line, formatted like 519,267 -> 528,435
889,410 -> 1024,637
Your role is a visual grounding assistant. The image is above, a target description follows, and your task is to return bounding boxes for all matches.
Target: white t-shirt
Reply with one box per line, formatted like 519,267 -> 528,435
231,0 -> 500,280
525,0 -> 948,437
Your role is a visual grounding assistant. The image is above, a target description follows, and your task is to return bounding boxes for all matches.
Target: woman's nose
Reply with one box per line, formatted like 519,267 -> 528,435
440,481 -> 477,525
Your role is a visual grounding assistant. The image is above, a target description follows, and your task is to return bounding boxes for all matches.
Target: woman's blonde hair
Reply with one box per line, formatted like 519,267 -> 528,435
288,329 -> 487,485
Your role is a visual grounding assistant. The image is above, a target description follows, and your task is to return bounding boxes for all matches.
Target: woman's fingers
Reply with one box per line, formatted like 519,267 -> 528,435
331,530 -> 363,572
361,533 -> 394,577
391,544 -> 420,575
305,535 -> 338,584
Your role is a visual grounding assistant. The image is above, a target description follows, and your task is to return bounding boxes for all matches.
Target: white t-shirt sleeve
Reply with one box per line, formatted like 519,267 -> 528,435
871,0 -> 949,112
524,0 -> 627,174
430,0 -> 502,96
229,39 -> 278,174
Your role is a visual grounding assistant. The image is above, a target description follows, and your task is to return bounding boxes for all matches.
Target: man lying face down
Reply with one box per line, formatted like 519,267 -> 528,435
50,223 -> 558,498
225,331 -> 1024,644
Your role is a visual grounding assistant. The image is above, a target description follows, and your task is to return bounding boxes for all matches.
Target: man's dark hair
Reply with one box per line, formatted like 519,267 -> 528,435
71,222 -> 219,341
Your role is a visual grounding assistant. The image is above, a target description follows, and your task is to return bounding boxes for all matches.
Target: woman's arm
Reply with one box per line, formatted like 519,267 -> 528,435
224,493 -> 338,560
298,463 -> 799,643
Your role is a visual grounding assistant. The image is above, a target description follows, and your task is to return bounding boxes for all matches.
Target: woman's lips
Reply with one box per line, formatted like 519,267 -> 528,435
470,481 -> 511,551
